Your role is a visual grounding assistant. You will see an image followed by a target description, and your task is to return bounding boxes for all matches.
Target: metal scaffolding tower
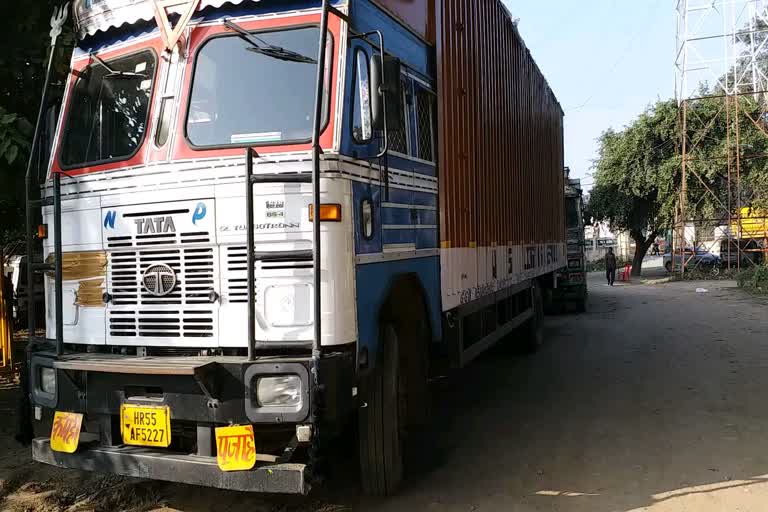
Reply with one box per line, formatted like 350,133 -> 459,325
675,0 -> 768,274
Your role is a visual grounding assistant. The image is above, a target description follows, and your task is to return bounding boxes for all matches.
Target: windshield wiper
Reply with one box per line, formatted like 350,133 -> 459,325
88,53 -> 148,79
223,19 -> 317,64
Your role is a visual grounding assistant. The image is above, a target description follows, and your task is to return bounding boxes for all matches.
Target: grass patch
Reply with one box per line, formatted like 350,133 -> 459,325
673,266 -> 738,281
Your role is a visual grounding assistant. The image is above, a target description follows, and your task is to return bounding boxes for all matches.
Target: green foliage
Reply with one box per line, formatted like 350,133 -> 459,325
0,107 -> 33,166
588,100 -> 681,260
737,265 -> 768,294
679,94 -> 768,216
0,1 -> 73,245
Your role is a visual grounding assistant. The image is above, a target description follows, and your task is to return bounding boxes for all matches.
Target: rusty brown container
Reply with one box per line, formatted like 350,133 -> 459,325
436,0 -> 565,249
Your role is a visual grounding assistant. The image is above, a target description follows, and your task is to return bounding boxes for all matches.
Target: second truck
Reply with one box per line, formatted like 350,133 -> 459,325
553,167 -> 587,312
25,0 -> 566,496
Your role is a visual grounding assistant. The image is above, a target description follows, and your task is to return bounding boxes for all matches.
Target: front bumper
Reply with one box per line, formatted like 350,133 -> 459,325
33,438 -> 309,493
30,351 -> 355,494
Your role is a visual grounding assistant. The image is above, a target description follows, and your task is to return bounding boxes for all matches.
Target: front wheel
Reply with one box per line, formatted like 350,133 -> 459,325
358,325 -> 403,496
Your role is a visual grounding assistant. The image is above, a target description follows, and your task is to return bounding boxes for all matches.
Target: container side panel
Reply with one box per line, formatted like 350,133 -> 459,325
438,0 -> 565,311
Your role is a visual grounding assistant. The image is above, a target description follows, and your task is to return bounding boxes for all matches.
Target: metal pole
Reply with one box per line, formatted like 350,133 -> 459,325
24,36 -> 59,339
680,100 -> 688,277
0,247 -> 7,368
735,94 -> 743,273
311,0 -> 330,359
53,173 -> 63,356
726,95 -> 732,270
245,148 -> 256,361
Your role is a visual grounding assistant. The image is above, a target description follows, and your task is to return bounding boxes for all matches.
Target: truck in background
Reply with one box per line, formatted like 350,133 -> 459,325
25,0 -> 565,496
553,168 -> 587,312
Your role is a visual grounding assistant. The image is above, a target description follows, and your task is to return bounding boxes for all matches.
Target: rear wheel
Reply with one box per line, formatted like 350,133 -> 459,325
359,325 -> 403,496
664,261 -> 673,273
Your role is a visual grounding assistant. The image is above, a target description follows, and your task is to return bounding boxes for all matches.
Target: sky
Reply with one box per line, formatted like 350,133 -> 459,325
503,0 -> 673,190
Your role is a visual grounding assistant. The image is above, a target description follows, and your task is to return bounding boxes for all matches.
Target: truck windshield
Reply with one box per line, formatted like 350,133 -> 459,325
59,51 -> 156,168
186,26 -> 328,147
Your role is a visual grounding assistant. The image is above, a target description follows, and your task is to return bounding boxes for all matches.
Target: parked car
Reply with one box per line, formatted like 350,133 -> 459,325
664,249 -> 721,272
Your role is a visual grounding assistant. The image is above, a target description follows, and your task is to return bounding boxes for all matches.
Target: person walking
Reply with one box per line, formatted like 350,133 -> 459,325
605,247 -> 617,286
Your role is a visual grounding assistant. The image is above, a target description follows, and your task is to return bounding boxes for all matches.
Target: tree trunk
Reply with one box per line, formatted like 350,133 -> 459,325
630,231 -> 657,277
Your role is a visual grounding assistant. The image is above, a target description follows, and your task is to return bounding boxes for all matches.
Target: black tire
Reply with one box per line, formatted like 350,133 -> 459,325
520,282 -> 544,353
359,325 -> 403,496
665,261 -> 673,273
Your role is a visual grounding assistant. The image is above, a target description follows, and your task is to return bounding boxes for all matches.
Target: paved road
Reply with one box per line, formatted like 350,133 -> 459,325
343,275 -> 768,511
3,275 -> 768,511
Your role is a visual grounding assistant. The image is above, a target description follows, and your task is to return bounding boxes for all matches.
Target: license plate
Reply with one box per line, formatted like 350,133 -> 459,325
50,411 -> 83,453
120,404 -> 171,448
215,425 -> 257,471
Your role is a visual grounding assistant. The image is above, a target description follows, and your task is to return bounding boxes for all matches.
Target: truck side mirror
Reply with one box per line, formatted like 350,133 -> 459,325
370,54 -> 383,129
370,54 -> 403,131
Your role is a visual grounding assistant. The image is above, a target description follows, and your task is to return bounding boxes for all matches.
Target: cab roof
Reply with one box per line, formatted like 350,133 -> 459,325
73,0 -> 262,39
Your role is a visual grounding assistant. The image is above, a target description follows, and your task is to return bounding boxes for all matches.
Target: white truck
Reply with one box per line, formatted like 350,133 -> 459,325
22,0 -> 565,496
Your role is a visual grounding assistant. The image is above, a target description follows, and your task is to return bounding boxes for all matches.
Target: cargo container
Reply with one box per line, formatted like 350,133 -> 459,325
23,0 -> 565,497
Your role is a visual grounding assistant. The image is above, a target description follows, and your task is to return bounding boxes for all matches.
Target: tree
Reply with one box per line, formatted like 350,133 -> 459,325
588,100 -> 680,276
0,1 -> 72,245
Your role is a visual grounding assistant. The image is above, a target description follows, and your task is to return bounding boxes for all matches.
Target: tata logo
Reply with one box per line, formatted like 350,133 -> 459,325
192,202 -> 207,225
135,216 -> 176,234
142,264 -> 177,297
104,211 -> 117,229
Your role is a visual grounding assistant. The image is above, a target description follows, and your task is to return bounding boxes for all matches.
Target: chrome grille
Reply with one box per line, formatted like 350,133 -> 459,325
107,231 -> 211,249
109,248 -> 214,305
108,247 -> 217,339
224,246 -> 313,304
109,310 -> 214,338
226,246 -> 248,304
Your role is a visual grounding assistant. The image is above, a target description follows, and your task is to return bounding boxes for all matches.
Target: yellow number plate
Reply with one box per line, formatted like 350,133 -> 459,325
120,404 -> 171,448
50,411 -> 83,453
215,425 -> 256,471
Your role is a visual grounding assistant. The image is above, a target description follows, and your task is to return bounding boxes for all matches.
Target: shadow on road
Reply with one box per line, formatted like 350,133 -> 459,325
343,277 -> 768,511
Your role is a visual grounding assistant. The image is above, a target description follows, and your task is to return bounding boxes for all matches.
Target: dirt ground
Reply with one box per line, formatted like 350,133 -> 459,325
2,274 -> 768,511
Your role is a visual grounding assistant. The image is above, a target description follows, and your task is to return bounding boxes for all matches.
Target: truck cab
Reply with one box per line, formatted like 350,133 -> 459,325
24,0 -> 565,496
553,169 -> 587,311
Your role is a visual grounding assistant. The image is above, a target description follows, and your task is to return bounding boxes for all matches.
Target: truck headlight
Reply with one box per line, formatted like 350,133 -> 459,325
256,376 -> 302,407
40,367 -> 56,394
